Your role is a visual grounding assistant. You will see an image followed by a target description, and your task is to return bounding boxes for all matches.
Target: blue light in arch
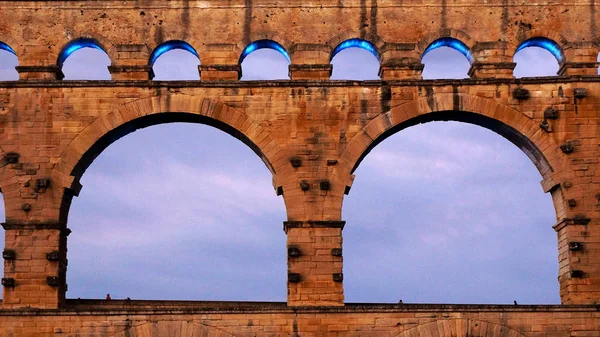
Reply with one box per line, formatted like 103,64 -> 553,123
58,38 -> 105,67
331,38 -> 379,61
516,37 -> 564,62
423,37 -> 474,63
150,40 -> 199,65
0,41 -> 16,55
239,40 -> 290,63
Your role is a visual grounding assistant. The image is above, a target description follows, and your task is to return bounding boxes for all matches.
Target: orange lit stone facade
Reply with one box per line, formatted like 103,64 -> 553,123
1,1 -> 600,336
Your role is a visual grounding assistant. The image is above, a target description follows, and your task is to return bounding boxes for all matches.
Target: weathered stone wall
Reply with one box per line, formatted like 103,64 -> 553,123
1,0 -> 599,80
2,79 -> 599,308
0,1 -> 600,336
2,302 -> 600,337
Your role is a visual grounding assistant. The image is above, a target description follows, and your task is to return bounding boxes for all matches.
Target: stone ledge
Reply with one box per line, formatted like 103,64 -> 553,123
1,221 -> 65,230
553,216 -> 592,232
283,220 -> 345,233
2,76 -> 600,89
1,300 -> 600,315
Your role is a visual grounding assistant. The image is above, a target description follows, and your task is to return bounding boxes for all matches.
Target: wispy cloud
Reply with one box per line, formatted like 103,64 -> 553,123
343,121 -> 557,304
66,124 -> 287,300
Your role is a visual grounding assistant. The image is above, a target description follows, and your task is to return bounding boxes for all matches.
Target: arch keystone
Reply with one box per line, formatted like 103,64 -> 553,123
393,319 -> 526,337
54,95 -> 286,194
110,321 -> 238,337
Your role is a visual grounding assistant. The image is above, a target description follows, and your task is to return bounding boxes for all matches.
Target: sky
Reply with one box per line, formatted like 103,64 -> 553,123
0,39 -> 596,305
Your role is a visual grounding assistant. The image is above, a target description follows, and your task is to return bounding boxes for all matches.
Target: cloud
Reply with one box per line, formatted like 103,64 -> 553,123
358,122 -> 536,185
66,124 -> 287,301
73,161 -> 281,247
342,121 -> 558,304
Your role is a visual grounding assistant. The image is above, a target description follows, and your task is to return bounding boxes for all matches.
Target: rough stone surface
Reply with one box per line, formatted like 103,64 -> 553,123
1,0 -> 600,336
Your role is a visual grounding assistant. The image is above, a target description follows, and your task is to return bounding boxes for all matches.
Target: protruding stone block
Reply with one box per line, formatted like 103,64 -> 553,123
469,62 -> 516,79
512,88 -> 530,100
558,62 -> 600,76
199,64 -> 240,81
16,65 -> 63,80
289,64 -> 332,80
109,65 -> 153,80
378,61 -> 424,80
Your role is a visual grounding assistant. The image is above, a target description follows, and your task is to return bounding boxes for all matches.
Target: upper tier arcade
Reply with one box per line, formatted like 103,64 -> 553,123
0,0 -> 598,81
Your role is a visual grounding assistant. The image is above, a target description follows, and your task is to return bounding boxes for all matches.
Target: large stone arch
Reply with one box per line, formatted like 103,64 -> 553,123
110,321 -> 238,337
393,319 -> 526,337
336,93 -> 573,220
52,94 -> 288,222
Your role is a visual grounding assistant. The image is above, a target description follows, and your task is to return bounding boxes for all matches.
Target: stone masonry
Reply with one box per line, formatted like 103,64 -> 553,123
0,0 -> 600,336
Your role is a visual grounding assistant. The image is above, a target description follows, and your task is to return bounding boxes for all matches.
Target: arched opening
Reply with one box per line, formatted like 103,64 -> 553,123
59,38 -> 111,80
0,42 -> 18,81
150,40 -> 200,80
514,37 -> 563,78
343,112 -> 558,304
240,40 -> 290,80
422,38 -> 473,79
65,116 -> 286,301
330,38 -> 380,80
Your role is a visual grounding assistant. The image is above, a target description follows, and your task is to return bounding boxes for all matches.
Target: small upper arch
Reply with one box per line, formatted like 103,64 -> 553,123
149,40 -> 200,80
326,31 -> 384,58
330,38 -> 380,62
514,36 -> 565,63
422,37 -> 474,64
329,38 -> 381,80
239,39 -> 291,64
509,28 -> 567,58
57,37 -> 111,68
239,39 -> 291,80
149,40 -> 200,66
57,37 -> 112,80
419,36 -> 474,79
417,29 -> 476,59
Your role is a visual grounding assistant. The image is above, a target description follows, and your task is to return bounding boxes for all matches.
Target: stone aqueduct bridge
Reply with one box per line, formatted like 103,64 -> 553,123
0,0 -> 600,336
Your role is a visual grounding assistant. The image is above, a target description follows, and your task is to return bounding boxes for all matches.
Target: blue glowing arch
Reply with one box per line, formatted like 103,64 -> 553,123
0,41 -> 16,55
331,38 -> 379,61
58,38 -> 106,67
516,37 -> 564,62
150,40 -> 199,65
423,37 -> 474,63
239,40 -> 290,63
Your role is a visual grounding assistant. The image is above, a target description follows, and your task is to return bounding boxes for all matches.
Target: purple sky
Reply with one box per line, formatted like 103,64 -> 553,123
0,42 -> 593,304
